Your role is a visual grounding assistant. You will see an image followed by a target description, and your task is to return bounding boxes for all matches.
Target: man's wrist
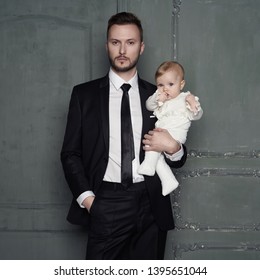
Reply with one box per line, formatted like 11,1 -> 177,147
164,143 -> 184,161
82,196 -> 95,212
77,191 -> 95,208
165,140 -> 181,155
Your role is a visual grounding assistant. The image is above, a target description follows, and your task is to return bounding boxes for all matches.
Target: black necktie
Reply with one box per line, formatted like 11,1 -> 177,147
121,83 -> 135,187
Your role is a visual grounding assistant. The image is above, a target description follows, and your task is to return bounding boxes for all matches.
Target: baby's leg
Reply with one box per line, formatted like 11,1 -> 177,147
156,154 -> 179,195
138,150 -> 160,176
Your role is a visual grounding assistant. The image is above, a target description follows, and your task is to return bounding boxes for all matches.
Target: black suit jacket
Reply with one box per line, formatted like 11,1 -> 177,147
61,74 -> 187,231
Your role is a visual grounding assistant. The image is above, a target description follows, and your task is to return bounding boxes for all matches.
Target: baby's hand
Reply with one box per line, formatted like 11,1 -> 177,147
185,93 -> 199,113
157,91 -> 169,103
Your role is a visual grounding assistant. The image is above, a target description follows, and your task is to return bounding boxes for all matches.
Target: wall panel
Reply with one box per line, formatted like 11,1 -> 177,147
0,0 -> 116,260
165,0 -> 260,260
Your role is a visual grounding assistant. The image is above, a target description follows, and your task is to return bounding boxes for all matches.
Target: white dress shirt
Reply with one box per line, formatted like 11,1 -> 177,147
77,69 -> 184,207
103,69 -> 144,183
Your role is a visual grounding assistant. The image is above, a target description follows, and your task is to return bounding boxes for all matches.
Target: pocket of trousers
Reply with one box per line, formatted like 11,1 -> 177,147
89,196 -> 98,215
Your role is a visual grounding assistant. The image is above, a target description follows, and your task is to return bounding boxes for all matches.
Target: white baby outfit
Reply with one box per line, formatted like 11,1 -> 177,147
138,90 -> 203,195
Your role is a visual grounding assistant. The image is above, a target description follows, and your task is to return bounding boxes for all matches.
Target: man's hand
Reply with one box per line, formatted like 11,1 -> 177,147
82,196 -> 95,212
142,128 -> 181,155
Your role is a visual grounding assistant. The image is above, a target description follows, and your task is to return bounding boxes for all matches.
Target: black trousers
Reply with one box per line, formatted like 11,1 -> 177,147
86,181 -> 167,260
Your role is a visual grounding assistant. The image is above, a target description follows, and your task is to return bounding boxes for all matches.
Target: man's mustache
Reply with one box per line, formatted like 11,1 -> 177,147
115,56 -> 128,59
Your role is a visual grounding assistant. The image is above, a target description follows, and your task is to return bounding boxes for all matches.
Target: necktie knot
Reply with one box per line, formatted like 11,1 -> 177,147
121,83 -> 131,93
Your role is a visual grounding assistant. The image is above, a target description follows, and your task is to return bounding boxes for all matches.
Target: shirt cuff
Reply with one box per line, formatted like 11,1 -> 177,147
164,144 -> 184,161
76,191 -> 95,208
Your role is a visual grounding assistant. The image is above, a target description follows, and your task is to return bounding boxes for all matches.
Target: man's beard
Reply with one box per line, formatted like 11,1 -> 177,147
108,55 -> 139,73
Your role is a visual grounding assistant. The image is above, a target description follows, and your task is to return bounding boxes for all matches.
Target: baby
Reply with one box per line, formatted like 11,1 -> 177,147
138,61 -> 203,195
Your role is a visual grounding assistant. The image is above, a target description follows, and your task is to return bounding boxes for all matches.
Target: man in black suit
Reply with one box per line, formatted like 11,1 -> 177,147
61,12 -> 187,260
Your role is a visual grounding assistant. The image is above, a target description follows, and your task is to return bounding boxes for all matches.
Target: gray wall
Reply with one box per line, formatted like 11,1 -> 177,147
166,0 -> 260,260
0,0 -> 259,260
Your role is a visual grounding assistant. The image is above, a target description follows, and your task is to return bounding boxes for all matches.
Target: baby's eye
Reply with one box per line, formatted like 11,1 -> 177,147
157,84 -> 163,87
169,83 -> 174,86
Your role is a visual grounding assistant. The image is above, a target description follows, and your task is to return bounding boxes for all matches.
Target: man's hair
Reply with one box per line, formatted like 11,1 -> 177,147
155,61 -> 185,80
107,12 -> 143,41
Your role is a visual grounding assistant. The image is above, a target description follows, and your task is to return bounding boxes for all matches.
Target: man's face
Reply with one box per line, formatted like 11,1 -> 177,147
106,24 -> 144,74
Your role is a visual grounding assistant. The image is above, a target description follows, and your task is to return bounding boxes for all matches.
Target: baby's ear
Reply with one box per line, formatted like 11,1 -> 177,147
181,80 -> 185,90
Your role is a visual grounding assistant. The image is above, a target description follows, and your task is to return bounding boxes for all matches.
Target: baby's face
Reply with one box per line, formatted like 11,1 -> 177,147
156,70 -> 185,99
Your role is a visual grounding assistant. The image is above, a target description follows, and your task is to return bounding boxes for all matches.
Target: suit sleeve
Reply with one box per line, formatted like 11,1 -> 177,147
60,87 -> 90,199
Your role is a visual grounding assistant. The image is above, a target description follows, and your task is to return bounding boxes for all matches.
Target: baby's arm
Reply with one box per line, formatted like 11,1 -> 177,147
184,92 -> 203,120
185,93 -> 199,112
157,91 -> 169,103
146,90 -> 165,111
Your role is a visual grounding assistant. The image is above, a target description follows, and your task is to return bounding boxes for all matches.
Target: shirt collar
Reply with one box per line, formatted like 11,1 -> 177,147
109,68 -> 138,91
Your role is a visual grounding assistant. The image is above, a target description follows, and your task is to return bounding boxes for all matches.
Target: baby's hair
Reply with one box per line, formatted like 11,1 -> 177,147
155,61 -> 185,80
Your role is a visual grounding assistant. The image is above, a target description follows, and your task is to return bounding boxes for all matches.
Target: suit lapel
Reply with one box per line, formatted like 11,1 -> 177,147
99,75 -> 110,152
138,77 -> 155,161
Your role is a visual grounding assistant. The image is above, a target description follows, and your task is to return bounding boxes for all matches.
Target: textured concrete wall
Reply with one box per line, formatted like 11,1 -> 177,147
0,0 -> 259,260
165,0 -> 260,260
0,0 -> 116,259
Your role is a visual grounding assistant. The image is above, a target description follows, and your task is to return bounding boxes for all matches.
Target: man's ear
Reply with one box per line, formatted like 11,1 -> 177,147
140,42 -> 145,55
181,80 -> 186,90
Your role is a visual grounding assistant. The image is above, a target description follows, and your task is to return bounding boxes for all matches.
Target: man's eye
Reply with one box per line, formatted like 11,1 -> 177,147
128,41 -> 135,45
111,41 -> 119,45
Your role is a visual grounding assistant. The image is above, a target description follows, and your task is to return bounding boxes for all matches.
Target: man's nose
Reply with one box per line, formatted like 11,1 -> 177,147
119,43 -> 126,54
